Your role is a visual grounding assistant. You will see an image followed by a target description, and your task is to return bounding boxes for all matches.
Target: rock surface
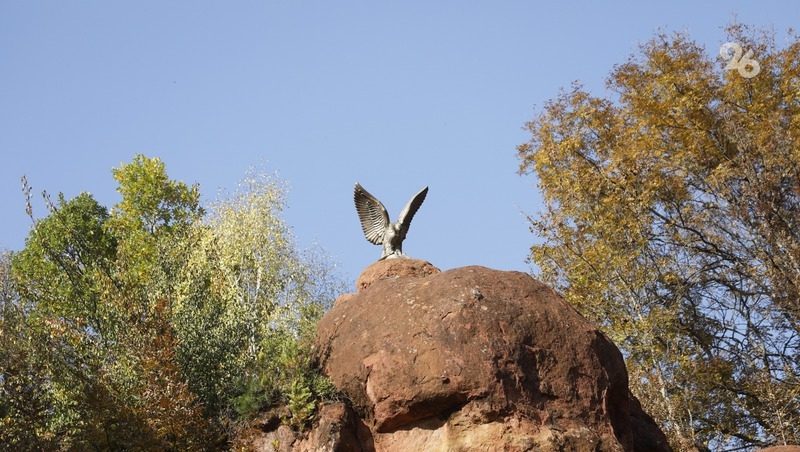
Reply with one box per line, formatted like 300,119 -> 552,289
318,260 -> 669,451
234,403 -> 369,452
241,259 -> 670,451
758,447 -> 800,452
354,258 -> 441,292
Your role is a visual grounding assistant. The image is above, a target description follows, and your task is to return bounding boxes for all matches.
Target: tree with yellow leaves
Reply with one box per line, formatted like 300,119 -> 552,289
518,26 -> 800,450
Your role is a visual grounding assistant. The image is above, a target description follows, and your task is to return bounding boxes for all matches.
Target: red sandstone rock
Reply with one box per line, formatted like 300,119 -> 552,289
292,403 -> 368,452
238,403 -> 372,452
312,262 -> 670,452
354,258 -> 440,292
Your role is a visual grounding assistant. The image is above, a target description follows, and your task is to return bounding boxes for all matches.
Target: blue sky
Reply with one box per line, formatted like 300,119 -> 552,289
1,2 -> 798,285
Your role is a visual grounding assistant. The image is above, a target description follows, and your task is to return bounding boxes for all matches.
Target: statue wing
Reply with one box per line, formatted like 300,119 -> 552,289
354,183 -> 390,245
397,186 -> 428,239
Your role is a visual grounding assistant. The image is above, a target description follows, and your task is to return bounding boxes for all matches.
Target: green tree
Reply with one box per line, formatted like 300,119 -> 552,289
11,176 -> 212,449
172,172 -> 339,423
6,156 -> 340,449
9,192 -> 147,450
0,250 -> 57,450
518,26 -> 800,450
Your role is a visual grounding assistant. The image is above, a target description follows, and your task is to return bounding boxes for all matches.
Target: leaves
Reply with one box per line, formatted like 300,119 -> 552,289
3,157 -> 341,449
519,26 -> 800,450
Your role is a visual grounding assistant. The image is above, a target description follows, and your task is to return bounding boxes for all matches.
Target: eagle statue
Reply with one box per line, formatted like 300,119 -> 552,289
354,183 -> 428,260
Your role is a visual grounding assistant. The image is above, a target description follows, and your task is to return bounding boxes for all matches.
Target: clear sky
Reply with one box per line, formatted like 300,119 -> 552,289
1,2 -> 798,285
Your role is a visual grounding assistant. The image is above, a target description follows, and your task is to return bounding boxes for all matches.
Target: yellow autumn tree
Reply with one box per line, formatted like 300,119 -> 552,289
518,26 -> 800,450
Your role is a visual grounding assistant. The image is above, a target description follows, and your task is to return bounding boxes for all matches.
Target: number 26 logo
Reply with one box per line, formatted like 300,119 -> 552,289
719,42 -> 761,79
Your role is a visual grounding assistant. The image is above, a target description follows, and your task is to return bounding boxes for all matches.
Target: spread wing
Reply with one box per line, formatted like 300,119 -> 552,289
397,186 -> 428,239
354,183 -> 389,245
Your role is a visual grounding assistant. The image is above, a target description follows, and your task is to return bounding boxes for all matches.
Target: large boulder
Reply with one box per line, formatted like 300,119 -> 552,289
311,259 -> 670,451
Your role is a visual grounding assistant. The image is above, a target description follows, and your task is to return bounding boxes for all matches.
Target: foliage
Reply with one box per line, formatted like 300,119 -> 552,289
173,171 -> 341,424
286,379 -> 315,430
0,251 -> 57,450
2,156 -> 340,450
204,174 -> 341,426
233,299 -> 338,428
518,26 -> 800,450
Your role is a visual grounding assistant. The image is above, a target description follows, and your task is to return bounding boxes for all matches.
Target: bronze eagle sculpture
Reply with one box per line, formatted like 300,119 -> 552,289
354,183 -> 428,260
